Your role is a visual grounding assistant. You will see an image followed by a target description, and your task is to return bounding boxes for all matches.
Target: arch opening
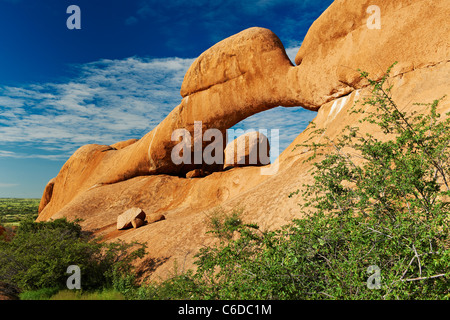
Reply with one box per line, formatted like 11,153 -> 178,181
227,106 -> 317,164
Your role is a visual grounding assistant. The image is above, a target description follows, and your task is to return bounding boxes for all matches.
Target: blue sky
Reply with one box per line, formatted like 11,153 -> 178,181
0,0 -> 333,198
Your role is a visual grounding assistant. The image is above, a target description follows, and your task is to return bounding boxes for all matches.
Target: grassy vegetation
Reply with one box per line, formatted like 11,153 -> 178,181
49,289 -> 125,300
0,198 -> 40,227
18,287 -> 125,300
18,287 -> 59,300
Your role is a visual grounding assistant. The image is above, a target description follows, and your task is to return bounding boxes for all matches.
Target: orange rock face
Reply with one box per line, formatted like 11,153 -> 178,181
37,0 -> 450,279
38,178 -> 55,214
293,0 -> 449,108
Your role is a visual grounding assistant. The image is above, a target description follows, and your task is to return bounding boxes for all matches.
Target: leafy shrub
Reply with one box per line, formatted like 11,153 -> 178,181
130,270 -> 202,300
50,288 -> 125,300
0,217 -> 146,297
18,287 -> 59,300
205,207 -> 246,241
277,62 -> 450,299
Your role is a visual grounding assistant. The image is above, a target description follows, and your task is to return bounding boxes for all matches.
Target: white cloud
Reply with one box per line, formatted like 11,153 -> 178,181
0,150 -> 15,157
0,149 -> 66,161
0,183 -> 19,188
0,56 -> 195,161
0,54 -> 316,162
285,44 -> 302,65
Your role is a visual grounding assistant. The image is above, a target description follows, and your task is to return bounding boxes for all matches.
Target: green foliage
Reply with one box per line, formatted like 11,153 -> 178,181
19,287 -> 59,300
0,217 -> 146,297
49,288 -> 125,300
18,286 -> 126,300
130,270 -> 202,300
137,63 -> 449,300
0,198 -> 40,227
205,207 -> 248,241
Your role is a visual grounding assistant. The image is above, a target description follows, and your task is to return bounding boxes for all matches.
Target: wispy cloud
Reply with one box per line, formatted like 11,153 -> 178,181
0,52 -> 315,162
0,56 -> 194,161
0,149 -> 67,161
0,182 -> 19,188
285,44 -> 302,65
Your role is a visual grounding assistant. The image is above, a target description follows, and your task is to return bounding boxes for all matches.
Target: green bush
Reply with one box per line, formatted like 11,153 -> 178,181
141,63 -> 449,300
131,270 -> 202,300
19,287 -> 59,300
0,217 -> 146,297
50,288 -> 125,300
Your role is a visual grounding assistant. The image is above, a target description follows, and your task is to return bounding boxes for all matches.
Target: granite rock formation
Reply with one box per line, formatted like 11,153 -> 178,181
37,0 -> 450,279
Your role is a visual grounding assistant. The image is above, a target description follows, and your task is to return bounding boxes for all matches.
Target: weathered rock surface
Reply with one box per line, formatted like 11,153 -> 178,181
224,131 -> 270,170
111,139 -> 139,150
146,214 -> 165,225
186,169 -> 210,179
37,0 -> 450,280
117,208 -> 146,230
38,178 -> 55,214
292,0 -> 449,108
132,218 -> 145,229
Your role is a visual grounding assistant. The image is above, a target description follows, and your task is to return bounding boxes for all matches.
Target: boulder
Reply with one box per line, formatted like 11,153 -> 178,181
132,218 -> 145,229
117,207 -> 146,230
146,214 -> 166,225
224,131 -> 270,170
38,144 -> 118,220
180,27 -> 291,98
